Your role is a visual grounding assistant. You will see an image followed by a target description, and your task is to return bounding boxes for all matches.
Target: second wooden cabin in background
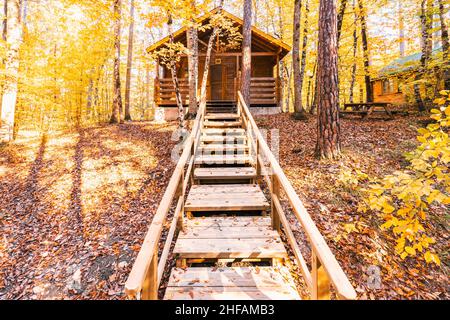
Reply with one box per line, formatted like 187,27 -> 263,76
147,8 -> 291,121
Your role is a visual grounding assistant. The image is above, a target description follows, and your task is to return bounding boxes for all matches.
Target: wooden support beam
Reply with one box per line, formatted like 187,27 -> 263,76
271,174 -> 281,231
312,252 -> 331,300
141,252 -> 158,300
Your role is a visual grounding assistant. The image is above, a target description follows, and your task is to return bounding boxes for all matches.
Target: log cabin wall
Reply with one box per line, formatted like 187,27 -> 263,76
150,9 -> 291,113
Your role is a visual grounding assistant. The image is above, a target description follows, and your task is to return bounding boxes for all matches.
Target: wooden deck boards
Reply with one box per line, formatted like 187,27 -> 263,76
174,238 -> 287,259
164,267 -> 300,300
194,155 -> 254,165
185,184 -> 269,211
194,167 -> 256,180
167,109 -> 299,301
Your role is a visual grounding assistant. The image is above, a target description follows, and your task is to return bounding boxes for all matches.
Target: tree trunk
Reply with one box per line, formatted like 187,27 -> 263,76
167,14 -> 185,129
414,0 -> 433,111
299,0 -> 310,112
357,0 -> 373,103
337,0 -> 348,46
1,0 -> 22,140
2,0 -> 6,41
240,0 -> 252,105
438,0 -> 449,90
187,12 -> 198,116
292,0 -> 307,117
124,0 -> 135,121
398,0 -> 405,57
277,3 -> 286,112
200,1 -> 224,108
315,0 -> 341,160
349,0 -> 358,103
310,58 -> 318,114
110,0 -> 123,124
146,62 -> 150,113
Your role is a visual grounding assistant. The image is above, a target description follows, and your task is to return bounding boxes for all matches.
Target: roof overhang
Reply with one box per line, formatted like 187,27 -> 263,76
147,8 -> 291,59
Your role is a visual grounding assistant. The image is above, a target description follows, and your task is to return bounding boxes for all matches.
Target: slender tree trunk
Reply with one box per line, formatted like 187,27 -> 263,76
292,0 -> 307,117
310,58 -> 318,114
277,3 -> 286,112
357,0 -> 372,103
146,63 -> 150,112
2,0 -> 6,41
337,0 -> 348,46
316,0 -> 341,160
167,14 -> 185,129
253,0 -> 258,26
187,2 -> 198,116
349,0 -> 358,103
110,0 -> 123,124
240,0 -> 252,105
1,0 -> 22,140
0,0 -> 7,127
124,0 -> 135,121
299,0 -> 310,112
398,0 -> 405,57
200,1 -> 224,107
438,0 -> 449,90
414,0 -> 433,111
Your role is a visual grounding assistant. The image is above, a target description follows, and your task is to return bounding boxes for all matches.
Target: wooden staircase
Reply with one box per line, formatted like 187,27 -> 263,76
125,93 -> 357,301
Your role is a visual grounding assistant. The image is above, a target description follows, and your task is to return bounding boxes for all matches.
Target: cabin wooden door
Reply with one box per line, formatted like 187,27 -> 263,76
210,64 -> 224,100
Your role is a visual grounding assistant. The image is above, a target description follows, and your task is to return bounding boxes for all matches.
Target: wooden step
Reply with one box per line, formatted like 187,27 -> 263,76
205,113 -> 240,120
186,216 -> 271,228
200,135 -> 247,144
164,267 -> 300,300
194,155 -> 253,165
204,121 -> 242,128
194,167 -> 256,181
185,184 -> 269,211
201,128 -> 246,136
197,145 -> 249,154
174,238 -> 286,259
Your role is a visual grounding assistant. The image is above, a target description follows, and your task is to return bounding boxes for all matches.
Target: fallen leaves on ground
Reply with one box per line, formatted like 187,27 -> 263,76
0,121 -> 177,300
256,113 -> 449,300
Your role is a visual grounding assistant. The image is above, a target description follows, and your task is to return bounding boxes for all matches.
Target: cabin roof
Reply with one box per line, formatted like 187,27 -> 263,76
377,46 -> 443,78
147,8 -> 291,58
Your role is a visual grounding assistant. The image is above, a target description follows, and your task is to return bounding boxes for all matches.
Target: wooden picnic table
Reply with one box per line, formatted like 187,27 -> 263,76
341,102 -> 394,119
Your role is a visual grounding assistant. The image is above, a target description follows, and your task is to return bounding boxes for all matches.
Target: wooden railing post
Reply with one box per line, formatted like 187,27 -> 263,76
141,252 -> 158,300
311,252 -> 331,300
154,78 -> 160,105
271,173 -> 281,232
177,171 -> 185,232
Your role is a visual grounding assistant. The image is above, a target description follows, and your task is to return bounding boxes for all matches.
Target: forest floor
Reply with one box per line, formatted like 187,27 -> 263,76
256,113 -> 449,300
0,115 -> 448,300
0,121 -> 177,300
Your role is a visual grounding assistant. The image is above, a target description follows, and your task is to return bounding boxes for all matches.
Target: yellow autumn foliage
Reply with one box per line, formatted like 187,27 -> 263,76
360,91 -> 450,265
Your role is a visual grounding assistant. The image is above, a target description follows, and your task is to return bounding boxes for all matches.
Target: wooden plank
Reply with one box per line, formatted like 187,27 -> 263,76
205,113 -> 240,120
185,198 -> 269,212
203,121 -> 243,128
179,226 -> 278,239
201,135 -> 247,143
201,128 -> 245,135
164,286 -> 300,300
194,167 -> 256,180
190,184 -> 261,193
167,267 -> 297,289
173,238 -> 287,259
197,145 -> 249,153
186,217 -> 271,228
194,155 -> 253,165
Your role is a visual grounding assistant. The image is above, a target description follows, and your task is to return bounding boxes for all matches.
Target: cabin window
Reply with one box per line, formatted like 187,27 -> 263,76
382,79 -> 395,94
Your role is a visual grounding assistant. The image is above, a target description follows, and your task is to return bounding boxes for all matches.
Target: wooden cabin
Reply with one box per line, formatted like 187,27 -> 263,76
148,9 -> 291,121
372,48 -> 445,107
